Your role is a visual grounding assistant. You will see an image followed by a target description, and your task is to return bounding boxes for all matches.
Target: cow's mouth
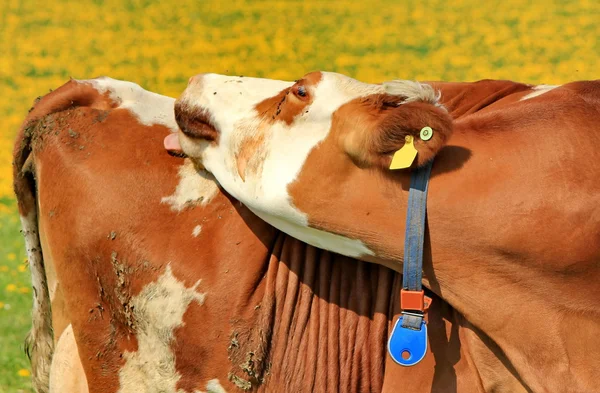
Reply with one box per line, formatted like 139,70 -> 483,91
166,146 -> 187,158
174,101 -> 219,142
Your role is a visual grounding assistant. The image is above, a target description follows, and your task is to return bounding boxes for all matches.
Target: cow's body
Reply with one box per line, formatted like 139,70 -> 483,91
169,72 -> 600,393
10,78 -> 526,393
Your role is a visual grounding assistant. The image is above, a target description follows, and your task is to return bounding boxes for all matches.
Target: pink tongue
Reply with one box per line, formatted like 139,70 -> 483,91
163,133 -> 183,152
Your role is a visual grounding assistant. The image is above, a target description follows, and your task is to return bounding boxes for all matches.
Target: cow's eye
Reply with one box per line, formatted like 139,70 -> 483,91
292,85 -> 309,101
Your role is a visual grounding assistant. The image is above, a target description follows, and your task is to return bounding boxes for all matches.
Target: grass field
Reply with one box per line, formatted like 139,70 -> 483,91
1,0 -> 598,391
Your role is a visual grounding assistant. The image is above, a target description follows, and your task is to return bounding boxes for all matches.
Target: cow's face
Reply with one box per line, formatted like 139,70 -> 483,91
172,71 -> 452,264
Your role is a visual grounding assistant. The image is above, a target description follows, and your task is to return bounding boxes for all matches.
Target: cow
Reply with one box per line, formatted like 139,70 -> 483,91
11,77 -> 526,393
166,71 -> 600,393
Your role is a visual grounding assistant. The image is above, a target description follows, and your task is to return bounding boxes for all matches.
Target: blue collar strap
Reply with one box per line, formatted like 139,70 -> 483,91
387,159 -> 433,366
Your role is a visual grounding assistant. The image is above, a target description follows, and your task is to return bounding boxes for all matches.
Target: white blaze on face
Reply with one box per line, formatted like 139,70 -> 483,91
178,72 -> 381,258
182,74 -> 295,130
118,265 -> 205,393
176,74 -> 294,173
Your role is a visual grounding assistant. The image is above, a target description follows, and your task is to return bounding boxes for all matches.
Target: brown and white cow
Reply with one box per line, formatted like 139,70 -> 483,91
12,77 -> 522,393
167,72 -> 600,393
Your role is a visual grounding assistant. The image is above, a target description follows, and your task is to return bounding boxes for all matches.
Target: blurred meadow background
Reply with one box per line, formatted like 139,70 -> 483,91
0,0 -> 598,391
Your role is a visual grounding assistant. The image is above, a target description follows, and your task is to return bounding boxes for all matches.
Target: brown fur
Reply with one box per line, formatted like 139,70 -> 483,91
255,72 -> 322,126
284,78 -> 600,392
374,100 -> 453,167
236,132 -> 266,182
337,94 -> 453,169
12,80 -> 119,393
426,79 -> 533,117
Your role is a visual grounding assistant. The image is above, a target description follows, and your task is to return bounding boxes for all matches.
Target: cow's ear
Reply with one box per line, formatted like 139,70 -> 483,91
370,97 -> 453,170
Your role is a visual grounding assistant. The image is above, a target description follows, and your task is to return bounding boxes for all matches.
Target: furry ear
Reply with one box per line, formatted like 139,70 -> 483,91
339,87 -> 453,170
372,97 -> 453,169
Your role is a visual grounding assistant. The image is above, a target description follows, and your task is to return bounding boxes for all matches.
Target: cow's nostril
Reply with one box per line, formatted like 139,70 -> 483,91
174,101 -> 219,142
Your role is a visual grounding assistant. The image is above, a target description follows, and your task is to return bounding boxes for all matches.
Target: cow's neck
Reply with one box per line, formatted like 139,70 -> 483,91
413,125 -> 598,393
228,233 -> 397,392
225,229 -> 530,393
288,81 -> 598,391
317,118 -> 598,392
427,80 -> 532,118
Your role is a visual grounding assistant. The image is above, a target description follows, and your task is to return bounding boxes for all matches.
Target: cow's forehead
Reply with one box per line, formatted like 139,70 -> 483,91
317,71 -> 384,95
202,73 -> 294,92
194,71 -> 385,102
272,71 -> 385,103
302,72 -> 385,120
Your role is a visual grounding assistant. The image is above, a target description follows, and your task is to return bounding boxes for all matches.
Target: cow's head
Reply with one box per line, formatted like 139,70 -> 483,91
167,71 -> 452,266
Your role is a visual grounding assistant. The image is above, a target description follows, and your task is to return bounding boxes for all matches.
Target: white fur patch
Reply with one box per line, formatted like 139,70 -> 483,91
117,265 -> 205,393
383,80 -> 443,107
520,84 -> 559,101
192,225 -> 202,237
161,159 -> 219,212
251,208 -> 374,258
49,324 -> 89,393
205,379 -> 228,393
81,77 -> 179,131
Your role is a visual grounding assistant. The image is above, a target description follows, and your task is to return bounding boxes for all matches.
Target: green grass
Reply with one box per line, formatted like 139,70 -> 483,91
0,200 -> 34,393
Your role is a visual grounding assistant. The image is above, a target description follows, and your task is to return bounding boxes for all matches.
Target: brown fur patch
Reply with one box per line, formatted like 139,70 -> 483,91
12,79 -> 119,393
375,100 -> 453,167
12,80 -> 115,217
236,132 -> 266,182
427,79 -> 533,117
336,93 -> 453,169
255,71 -> 322,125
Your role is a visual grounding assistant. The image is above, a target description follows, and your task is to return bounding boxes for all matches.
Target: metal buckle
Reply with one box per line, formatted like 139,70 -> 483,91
401,310 -> 425,319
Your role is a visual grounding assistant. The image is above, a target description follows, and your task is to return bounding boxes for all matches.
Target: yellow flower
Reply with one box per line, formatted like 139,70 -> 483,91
19,287 -> 31,294
7,253 -> 16,261
0,0 -> 599,201
18,369 -> 31,377
0,265 -> 8,272
5,283 -> 17,292
18,265 -> 27,272
0,301 -> 4,309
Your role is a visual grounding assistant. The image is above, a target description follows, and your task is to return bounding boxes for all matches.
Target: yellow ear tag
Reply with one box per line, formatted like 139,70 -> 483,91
389,135 -> 417,170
